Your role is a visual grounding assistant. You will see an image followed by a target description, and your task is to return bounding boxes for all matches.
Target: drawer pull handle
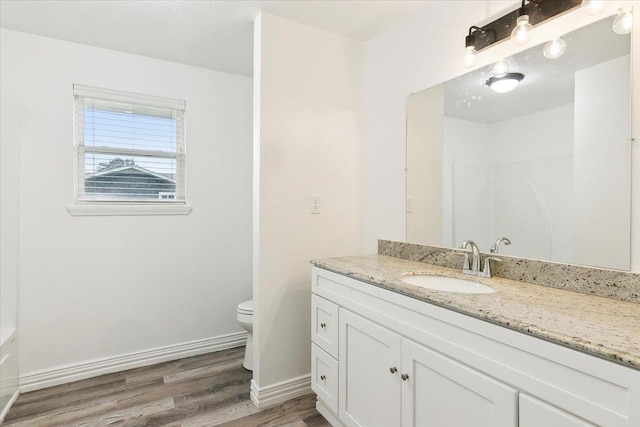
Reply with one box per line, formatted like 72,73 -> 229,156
320,375 -> 326,380
401,374 -> 409,381
390,367 -> 397,374
320,323 -> 326,328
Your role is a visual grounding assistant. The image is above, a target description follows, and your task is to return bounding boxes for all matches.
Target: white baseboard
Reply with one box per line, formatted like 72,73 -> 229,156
250,374 -> 312,409
19,331 -> 247,393
0,390 -> 19,425
316,400 -> 345,427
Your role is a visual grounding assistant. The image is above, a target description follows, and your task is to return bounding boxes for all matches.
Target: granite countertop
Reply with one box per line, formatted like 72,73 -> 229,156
311,255 -> 640,370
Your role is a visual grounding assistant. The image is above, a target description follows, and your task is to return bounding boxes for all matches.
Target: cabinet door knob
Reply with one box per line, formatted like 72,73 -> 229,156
320,375 -> 326,380
390,367 -> 398,373
401,374 -> 409,381
320,322 -> 326,328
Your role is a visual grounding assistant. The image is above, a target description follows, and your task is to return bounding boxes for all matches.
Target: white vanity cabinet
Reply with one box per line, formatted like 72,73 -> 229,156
401,339 -> 517,427
339,309 -> 401,427
311,266 -> 640,427
336,308 -> 516,427
338,309 -> 518,427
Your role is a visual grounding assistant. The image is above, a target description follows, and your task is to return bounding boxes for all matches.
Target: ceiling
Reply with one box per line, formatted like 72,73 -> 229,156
0,0 -> 426,77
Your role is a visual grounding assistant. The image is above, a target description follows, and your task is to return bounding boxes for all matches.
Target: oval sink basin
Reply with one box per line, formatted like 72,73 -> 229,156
399,274 -> 495,294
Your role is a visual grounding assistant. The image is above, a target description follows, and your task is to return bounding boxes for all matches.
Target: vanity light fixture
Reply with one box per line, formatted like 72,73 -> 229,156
464,1 -> 580,54
486,72 -> 525,93
543,37 -> 567,59
511,0 -> 534,45
613,7 -> 633,35
581,0 -> 607,16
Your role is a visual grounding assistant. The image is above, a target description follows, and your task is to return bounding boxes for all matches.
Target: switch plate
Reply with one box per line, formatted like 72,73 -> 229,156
407,196 -> 414,213
310,194 -> 321,214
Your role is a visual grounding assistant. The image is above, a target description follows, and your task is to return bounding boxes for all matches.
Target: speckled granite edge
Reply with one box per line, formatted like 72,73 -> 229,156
378,240 -> 640,304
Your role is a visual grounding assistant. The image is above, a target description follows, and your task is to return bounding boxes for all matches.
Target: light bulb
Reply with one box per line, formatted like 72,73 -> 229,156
543,38 -> 567,59
489,79 -> 520,93
511,15 -> 534,45
492,60 -> 509,77
613,8 -> 633,35
581,0 -> 607,16
464,46 -> 477,67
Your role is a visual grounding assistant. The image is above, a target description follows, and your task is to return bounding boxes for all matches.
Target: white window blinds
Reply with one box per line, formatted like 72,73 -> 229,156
73,85 -> 186,203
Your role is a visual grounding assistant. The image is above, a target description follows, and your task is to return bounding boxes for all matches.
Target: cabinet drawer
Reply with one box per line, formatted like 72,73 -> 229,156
312,294 -> 338,358
312,344 -> 338,414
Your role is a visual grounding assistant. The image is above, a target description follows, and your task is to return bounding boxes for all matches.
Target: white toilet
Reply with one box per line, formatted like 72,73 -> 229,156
237,300 -> 253,371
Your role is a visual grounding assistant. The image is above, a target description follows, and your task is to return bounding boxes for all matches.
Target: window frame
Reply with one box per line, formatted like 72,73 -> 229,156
68,85 -> 191,216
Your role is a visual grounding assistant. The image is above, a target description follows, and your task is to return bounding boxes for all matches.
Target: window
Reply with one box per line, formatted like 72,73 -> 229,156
73,85 -> 186,204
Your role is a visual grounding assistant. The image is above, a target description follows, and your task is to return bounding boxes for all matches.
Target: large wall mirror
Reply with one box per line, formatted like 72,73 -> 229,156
406,14 -> 632,271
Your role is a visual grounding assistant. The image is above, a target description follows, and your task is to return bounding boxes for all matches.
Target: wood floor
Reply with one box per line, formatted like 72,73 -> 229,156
4,347 -> 330,427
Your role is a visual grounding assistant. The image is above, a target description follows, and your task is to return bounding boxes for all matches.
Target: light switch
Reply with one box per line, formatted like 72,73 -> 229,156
407,196 -> 414,213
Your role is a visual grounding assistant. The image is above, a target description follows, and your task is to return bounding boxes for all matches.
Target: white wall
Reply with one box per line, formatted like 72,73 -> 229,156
442,116 -> 490,248
253,12 -> 363,390
0,29 -> 253,379
632,12 -> 640,271
441,104 -> 573,259
406,85 -> 444,245
489,104 -> 575,163
574,55 -> 631,270
488,104 -> 574,262
364,1 -> 640,271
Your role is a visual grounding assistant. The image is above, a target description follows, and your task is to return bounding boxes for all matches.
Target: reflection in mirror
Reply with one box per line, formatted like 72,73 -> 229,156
406,16 -> 631,271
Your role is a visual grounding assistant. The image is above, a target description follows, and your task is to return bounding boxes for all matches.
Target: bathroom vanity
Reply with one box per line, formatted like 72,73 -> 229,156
310,5 -> 639,426
309,253 -> 640,427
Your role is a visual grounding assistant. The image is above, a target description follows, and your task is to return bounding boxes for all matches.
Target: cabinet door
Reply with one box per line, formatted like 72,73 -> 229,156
520,394 -> 595,427
339,309 -> 402,427
401,339 -> 517,427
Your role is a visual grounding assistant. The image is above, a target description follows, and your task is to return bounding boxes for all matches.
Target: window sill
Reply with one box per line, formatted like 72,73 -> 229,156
66,203 -> 192,216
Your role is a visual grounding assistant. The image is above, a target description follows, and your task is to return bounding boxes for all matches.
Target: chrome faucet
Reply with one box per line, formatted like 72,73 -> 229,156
482,256 -> 501,278
459,240 -> 501,278
490,237 -> 511,254
460,240 -> 481,274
